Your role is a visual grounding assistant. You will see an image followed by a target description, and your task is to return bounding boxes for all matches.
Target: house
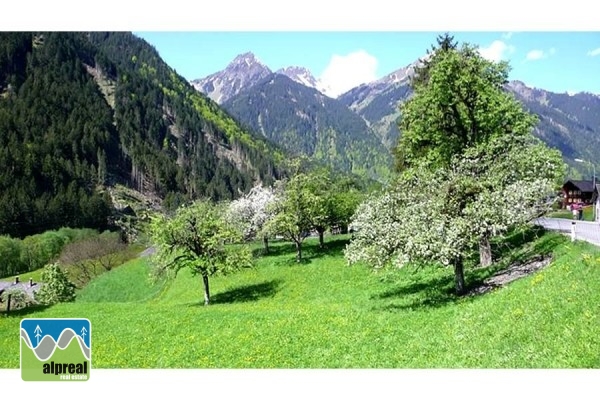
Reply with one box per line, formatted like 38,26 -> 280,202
561,180 -> 597,208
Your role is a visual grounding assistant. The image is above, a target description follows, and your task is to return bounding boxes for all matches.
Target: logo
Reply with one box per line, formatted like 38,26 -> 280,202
20,318 -> 91,381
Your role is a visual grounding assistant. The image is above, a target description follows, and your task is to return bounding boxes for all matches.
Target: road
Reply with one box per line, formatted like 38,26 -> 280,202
139,246 -> 156,257
534,217 -> 600,246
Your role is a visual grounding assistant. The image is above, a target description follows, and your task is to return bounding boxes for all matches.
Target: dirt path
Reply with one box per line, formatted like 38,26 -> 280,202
468,255 -> 552,296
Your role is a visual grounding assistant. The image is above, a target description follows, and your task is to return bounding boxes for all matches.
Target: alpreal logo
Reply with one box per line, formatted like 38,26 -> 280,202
20,318 -> 91,381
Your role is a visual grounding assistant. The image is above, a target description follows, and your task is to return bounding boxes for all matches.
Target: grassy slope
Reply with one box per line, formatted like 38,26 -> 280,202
1,232 -> 599,368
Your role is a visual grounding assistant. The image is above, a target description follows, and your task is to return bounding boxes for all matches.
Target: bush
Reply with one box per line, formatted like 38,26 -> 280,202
19,231 -> 67,273
0,236 -> 24,277
59,231 -> 128,287
0,288 -> 33,312
34,263 -> 76,305
55,227 -> 98,243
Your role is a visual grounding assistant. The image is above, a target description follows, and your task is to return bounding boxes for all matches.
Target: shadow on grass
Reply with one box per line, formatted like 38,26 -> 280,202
372,272 -> 462,311
187,279 -> 283,306
491,225 -> 554,262
2,303 -> 52,318
252,236 -> 351,265
373,226 -> 561,312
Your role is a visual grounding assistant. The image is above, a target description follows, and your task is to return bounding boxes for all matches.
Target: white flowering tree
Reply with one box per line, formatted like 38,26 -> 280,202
345,165 -> 473,293
457,134 -> 565,266
345,137 -> 564,295
227,184 -> 277,253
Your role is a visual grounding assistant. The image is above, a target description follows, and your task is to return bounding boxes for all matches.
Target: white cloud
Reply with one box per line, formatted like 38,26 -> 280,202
478,40 -> 515,62
526,49 -> 545,60
319,50 -> 378,97
525,48 -> 556,61
587,47 -> 600,57
502,32 -> 513,40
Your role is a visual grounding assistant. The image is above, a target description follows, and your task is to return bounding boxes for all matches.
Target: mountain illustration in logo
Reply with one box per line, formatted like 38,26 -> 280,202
21,327 -> 91,361
20,318 -> 91,382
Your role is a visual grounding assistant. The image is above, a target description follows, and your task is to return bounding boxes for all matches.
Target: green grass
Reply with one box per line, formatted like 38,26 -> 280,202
1,232 -> 599,368
75,257 -> 166,303
547,205 -> 595,221
0,268 -> 45,284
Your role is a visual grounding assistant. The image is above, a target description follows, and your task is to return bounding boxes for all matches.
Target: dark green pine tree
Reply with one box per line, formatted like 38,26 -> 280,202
410,32 -> 458,89
394,32 -> 459,172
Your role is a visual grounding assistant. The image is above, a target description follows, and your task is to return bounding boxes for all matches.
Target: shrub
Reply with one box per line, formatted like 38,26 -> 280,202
0,236 -> 24,277
55,227 -> 98,243
59,231 -> 128,287
34,263 -> 76,305
0,288 -> 33,312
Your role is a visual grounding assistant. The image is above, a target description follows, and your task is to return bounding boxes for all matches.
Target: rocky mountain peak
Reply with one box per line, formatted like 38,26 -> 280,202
191,51 -> 272,104
229,52 -> 267,69
275,66 -> 320,91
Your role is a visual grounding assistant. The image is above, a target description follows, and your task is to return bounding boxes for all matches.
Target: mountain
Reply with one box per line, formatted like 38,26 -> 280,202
0,32 -> 285,237
192,53 -> 337,102
222,73 -> 392,180
190,52 -> 271,104
506,81 -> 600,176
194,49 -> 600,182
338,61 -> 419,149
339,62 -> 600,177
276,66 -> 319,89
275,66 -> 333,98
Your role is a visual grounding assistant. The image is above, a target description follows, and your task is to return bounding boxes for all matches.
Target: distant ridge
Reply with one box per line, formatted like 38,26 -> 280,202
21,328 -> 90,361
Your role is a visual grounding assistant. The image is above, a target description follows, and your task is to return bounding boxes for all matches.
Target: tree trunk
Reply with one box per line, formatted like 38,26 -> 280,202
317,227 -> 325,248
6,294 -> 11,315
295,241 -> 302,263
479,236 -> 492,268
453,257 -> 466,295
263,235 -> 269,254
202,274 -> 210,306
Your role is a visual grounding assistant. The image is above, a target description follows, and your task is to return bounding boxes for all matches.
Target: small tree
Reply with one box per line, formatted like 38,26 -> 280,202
457,134 -> 564,267
263,173 -> 324,262
34,263 -> 76,305
329,178 -> 364,235
149,199 -> 253,306
305,169 -> 334,248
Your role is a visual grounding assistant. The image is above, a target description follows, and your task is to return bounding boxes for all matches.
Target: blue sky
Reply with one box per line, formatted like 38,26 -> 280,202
134,31 -> 600,97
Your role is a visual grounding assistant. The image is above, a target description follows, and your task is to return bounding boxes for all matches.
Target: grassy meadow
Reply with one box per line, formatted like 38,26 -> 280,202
1,230 -> 599,368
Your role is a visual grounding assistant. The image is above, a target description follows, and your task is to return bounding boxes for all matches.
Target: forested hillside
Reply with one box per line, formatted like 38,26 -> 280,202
223,74 -> 392,180
0,32 -> 285,237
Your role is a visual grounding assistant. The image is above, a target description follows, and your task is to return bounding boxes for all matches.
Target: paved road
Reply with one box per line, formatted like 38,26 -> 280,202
534,217 -> 600,246
139,246 -> 157,257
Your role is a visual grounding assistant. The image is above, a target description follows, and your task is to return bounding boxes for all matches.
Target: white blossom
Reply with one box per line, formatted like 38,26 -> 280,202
226,184 -> 277,240
344,138 -> 564,272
